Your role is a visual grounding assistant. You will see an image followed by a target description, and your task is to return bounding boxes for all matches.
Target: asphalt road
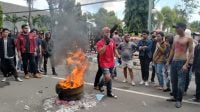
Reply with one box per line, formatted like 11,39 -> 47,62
0,61 -> 200,112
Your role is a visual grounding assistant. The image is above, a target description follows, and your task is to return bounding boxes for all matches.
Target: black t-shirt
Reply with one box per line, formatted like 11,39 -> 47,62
25,35 -> 30,53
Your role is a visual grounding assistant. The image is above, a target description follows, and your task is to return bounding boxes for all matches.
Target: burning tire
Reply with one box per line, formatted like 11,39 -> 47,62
56,84 -> 84,101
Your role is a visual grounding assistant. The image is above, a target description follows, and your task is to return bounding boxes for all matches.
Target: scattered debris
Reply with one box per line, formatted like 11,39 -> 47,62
43,94 -> 99,112
24,105 -> 30,110
38,90 -> 43,94
142,101 -> 147,106
96,94 -> 105,101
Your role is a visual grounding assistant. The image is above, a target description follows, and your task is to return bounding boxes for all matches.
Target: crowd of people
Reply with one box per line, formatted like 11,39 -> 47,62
0,24 -> 57,82
93,23 -> 200,108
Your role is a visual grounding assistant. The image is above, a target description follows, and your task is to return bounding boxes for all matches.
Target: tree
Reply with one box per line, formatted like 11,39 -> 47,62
177,0 -> 199,21
190,21 -> 200,32
93,8 -> 122,31
4,14 -> 27,33
124,0 -> 149,33
0,4 -> 3,27
25,0 -> 36,28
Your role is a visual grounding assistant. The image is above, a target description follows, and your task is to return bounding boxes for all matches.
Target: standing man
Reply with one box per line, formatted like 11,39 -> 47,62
138,30 -> 152,86
96,27 -> 120,98
0,28 -> 23,82
153,32 -> 167,90
16,24 -> 42,79
150,31 -> 157,83
118,34 -> 137,86
42,32 -> 57,75
166,23 -> 193,108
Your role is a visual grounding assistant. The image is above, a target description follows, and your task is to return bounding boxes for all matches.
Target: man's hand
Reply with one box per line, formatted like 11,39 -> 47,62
104,37 -> 110,45
182,64 -> 188,72
18,54 -> 22,60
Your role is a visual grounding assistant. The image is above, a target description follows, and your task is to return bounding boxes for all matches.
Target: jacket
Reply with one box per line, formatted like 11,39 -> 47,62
42,38 -> 54,57
153,41 -> 167,64
16,32 -> 36,54
192,44 -> 200,72
0,37 -> 16,58
138,39 -> 152,60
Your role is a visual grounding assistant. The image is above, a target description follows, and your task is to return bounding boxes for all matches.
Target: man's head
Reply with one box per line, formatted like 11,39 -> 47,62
142,30 -> 149,39
2,28 -> 10,38
165,34 -> 174,45
151,31 -> 157,39
21,24 -> 29,33
173,23 -> 186,36
102,27 -> 110,38
30,29 -> 38,37
45,32 -> 51,39
156,32 -> 164,42
124,34 -> 130,43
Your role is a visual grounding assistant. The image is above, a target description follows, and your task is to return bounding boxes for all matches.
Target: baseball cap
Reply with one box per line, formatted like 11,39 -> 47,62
173,23 -> 187,29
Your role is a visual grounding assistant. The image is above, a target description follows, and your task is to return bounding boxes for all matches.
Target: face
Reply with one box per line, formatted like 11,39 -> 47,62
22,26 -> 29,33
2,30 -> 10,37
31,31 -> 37,37
142,33 -> 148,39
176,27 -> 184,35
156,34 -> 163,42
124,35 -> 130,42
102,27 -> 110,38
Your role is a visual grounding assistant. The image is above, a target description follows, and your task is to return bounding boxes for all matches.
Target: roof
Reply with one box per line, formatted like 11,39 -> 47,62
0,1 -> 49,16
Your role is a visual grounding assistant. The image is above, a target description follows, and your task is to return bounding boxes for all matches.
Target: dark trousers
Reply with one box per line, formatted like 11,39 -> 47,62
35,55 -> 40,73
0,58 -> 18,78
195,71 -> 200,100
94,66 -> 102,87
44,54 -> 55,73
140,58 -> 150,81
22,53 -> 37,75
185,64 -> 192,92
151,64 -> 156,82
170,60 -> 187,102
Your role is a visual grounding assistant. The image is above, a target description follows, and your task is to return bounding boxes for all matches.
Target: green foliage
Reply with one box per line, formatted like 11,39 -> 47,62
0,4 -> 3,28
93,8 -> 122,31
124,0 -> 149,33
190,21 -> 200,32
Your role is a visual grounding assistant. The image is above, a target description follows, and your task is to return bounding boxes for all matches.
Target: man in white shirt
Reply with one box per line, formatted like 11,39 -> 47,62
0,28 -> 22,82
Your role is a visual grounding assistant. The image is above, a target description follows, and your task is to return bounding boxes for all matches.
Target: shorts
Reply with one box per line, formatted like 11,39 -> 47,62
101,68 -> 114,75
121,60 -> 133,68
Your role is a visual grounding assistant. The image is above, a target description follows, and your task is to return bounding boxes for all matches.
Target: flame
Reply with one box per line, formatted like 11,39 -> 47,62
58,49 -> 87,89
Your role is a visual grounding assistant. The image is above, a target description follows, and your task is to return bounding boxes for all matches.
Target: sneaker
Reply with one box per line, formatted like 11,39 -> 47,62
107,93 -> 117,99
145,82 -> 149,86
53,72 -> 58,76
1,78 -> 7,82
163,88 -> 171,92
166,98 -> 176,102
131,81 -> 136,86
33,74 -> 42,78
123,79 -> 127,83
140,80 -> 144,85
24,74 -> 30,79
175,101 -> 182,108
156,86 -> 163,90
15,77 -> 23,82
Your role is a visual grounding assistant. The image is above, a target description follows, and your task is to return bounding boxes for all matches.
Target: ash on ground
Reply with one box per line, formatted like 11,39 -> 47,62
43,94 -> 99,112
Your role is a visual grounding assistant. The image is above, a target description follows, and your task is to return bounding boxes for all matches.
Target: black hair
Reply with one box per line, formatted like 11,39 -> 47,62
21,24 -> 28,29
30,29 -> 38,33
2,28 -> 9,32
165,34 -> 174,45
114,31 -> 118,35
142,30 -> 149,35
45,32 -> 51,38
157,32 -> 165,37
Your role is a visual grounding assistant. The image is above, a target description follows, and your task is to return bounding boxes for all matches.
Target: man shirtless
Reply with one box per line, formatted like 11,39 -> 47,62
166,23 -> 193,108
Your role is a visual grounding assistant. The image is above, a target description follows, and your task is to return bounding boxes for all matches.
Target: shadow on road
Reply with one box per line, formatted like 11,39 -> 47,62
0,82 -> 10,88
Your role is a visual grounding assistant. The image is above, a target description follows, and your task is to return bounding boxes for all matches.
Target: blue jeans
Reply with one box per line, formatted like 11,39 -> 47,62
170,60 -> 187,102
155,64 -> 165,87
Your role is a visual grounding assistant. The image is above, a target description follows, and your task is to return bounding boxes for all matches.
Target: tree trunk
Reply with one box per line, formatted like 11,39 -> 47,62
28,0 -> 32,29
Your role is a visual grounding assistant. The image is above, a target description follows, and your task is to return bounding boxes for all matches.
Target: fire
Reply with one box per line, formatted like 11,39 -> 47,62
58,49 -> 87,89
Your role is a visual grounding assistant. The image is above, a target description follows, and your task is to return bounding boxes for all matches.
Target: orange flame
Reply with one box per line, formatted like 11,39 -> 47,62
58,49 -> 87,89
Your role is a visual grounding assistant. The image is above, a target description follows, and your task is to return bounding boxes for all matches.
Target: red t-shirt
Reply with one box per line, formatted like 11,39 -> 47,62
96,38 -> 116,68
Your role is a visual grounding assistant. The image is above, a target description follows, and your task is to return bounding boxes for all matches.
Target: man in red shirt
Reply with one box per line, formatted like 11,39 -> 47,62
16,24 -> 42,79
96,27 -> 120,98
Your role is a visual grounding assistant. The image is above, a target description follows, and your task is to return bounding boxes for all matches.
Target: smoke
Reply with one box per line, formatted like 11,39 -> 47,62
52,2 -> 89,65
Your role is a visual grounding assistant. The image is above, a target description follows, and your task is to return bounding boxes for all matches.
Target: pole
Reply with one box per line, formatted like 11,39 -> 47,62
148,0 -> 153,32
